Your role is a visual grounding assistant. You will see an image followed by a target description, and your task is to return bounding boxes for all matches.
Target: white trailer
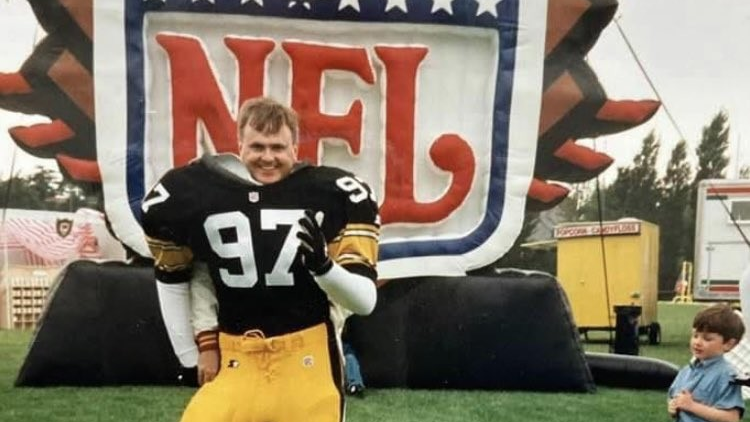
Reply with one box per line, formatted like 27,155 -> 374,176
693,179 -> 750,301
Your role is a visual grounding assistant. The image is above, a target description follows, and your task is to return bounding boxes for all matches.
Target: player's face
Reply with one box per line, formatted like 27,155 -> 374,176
239,124 -> 298,184
690,329 -> 734,361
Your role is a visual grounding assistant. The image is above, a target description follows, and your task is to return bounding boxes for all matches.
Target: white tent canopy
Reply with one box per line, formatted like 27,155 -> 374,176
0,208 -> 125,267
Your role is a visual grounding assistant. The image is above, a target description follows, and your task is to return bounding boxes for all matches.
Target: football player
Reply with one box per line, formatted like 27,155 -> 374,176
141,97 -> 379,422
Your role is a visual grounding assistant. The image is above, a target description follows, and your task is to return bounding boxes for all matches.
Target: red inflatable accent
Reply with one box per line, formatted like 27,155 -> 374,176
48,50 -> 94,119
545,0 -> 588,55
56,154 -> 101,182
0,72 -> 32,95
538,71 -> 583,136
528,178 -> 569,206
60,0 -> 93,39
553,139 -> 613,172
9,120 -> 74,148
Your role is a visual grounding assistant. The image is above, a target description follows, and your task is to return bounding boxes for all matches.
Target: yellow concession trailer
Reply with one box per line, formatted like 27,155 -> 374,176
555,219 -> 660,344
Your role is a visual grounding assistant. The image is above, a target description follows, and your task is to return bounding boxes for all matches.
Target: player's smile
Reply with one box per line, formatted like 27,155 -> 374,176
254,162 -> 283,182
239,125 -> 298,184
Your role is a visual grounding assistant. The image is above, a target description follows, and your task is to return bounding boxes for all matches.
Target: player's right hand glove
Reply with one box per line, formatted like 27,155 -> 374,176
297,210 -> 333,275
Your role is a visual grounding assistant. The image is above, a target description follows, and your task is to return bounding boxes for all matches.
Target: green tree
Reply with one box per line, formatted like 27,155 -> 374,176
489,211 -> 557,275
687,111 -> 731,262
693,111 -> 730,183
472,196 -> 582,275
577,131 -> 662,223
569,114 -> 734,298
576,178 -> 613,221
0,168 -> 56,209
657,140 -> 692,293
0,167 -> 102,211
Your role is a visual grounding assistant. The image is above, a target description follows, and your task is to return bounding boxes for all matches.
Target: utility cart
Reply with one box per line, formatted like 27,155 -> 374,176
555,219 -> 661,346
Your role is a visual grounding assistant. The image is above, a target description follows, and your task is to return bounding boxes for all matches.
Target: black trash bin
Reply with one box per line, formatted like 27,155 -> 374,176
613,305 -> 642,355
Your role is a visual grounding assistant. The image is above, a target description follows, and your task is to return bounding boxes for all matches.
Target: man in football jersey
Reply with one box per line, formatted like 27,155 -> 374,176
141,97 -> 379,422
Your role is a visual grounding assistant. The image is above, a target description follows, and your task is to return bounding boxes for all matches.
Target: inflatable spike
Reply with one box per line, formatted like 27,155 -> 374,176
553,139 -> 614,172
0,72 -> 32,95
595,99 -> 661,125
9,120 -> 75,148
56,154 -> 101,182
527,178 -> 569,211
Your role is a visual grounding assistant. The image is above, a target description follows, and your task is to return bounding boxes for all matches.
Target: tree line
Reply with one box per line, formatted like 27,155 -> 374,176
0,167 -> 102,212
496,111 -> 749,297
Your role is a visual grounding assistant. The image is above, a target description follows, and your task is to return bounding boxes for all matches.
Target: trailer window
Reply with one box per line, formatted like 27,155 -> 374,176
730,200 -> 750,223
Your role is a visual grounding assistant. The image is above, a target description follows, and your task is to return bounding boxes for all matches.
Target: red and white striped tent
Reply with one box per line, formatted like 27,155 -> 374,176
0,208 -> 123,267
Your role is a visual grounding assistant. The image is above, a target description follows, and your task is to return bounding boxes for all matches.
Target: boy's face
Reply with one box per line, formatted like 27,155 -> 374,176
690,329 -> 737,360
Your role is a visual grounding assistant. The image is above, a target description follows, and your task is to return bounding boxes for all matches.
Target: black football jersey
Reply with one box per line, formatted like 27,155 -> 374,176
141,155 -> 379,336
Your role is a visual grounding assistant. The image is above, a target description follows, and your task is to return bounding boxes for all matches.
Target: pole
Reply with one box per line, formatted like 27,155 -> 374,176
1,147 -> 19,329
735,133 -> 741,178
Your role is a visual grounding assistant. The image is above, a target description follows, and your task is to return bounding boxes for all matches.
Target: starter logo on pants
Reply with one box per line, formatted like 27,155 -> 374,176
302,355 -> 315,368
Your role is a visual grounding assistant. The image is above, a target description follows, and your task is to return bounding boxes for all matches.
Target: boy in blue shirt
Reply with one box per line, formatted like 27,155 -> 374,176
668,304 -> 745,422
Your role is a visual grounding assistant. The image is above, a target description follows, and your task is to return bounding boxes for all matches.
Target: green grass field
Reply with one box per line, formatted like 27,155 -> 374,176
0,302 -> 709,421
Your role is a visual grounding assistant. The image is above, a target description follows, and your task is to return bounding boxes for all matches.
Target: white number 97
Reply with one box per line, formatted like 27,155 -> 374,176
141,183 -> 170,213
336,176 -> 375,204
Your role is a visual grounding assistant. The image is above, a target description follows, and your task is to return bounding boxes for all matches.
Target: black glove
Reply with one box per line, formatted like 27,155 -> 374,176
297,209 -> 333,275
177,366 -> 199,387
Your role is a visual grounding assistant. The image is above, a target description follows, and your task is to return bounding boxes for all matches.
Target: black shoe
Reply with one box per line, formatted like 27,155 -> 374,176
347,384 -> 365,397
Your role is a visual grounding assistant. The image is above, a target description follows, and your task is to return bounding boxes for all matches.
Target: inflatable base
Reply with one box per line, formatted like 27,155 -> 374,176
585,352 -> 678,389
18,262 -> 615,392
347,271 -> 596,392
15,261 -> 192,387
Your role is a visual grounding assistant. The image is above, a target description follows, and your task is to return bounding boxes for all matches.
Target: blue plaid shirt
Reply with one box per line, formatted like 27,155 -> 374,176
668,355 -> 744,422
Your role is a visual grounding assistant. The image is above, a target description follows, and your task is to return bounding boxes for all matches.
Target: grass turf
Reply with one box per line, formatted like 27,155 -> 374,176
0,302 -> 710,421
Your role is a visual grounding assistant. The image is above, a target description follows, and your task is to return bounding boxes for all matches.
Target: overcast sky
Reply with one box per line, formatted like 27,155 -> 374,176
1,0 -> 749,181
0,0 -> 47,180
587,1 -> 750,180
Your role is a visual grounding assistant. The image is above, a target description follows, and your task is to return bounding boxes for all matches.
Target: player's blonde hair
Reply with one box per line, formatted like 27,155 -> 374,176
237,97 -> 299,143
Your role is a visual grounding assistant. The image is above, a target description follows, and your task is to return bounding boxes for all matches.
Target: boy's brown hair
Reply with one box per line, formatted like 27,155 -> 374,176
237,97 -> 299,142
693,303 -> 745,342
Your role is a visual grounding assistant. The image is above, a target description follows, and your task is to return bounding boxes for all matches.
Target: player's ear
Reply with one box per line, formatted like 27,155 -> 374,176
291,141 -> 299,159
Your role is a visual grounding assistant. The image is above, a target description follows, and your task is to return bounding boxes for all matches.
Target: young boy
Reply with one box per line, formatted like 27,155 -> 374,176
668,303 -> 746,422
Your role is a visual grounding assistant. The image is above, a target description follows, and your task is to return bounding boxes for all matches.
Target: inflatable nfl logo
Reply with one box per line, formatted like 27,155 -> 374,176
95,0 -> 546,279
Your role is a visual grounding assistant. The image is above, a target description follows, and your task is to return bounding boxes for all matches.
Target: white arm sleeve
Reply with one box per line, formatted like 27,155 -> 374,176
156,281 -> 198,367
190,261 -> 219,335
314,262 -> 377,315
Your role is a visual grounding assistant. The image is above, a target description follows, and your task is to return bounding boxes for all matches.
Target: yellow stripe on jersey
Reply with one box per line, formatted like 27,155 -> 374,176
328,223 -> 379,269
145,236 -> 194,273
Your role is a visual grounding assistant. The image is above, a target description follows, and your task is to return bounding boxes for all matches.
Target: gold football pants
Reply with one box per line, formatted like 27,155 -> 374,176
181,323 -> 344,422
